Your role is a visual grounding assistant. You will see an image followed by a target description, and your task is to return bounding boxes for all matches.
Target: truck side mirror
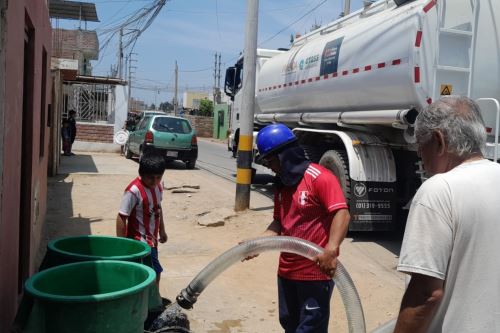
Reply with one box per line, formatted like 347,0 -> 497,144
224,67 -> 237,99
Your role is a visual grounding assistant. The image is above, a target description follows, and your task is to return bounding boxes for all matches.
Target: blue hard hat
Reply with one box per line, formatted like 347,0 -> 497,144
256,124 -> 297,158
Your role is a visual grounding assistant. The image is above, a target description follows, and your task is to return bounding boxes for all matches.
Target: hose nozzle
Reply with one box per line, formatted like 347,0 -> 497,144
176,287 -> 198,310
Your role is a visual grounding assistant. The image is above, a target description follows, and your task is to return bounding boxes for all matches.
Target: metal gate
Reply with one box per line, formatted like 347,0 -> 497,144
62,83 -> 115,122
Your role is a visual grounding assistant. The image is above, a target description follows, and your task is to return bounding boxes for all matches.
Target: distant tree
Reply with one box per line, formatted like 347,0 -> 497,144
199,99 -> 213,117
149,103 -> 156,110
159,101 -> 173,112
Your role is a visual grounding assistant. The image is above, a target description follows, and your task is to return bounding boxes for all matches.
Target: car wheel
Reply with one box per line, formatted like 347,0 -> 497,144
185,158 -> 196,170
124,143 -> 133,159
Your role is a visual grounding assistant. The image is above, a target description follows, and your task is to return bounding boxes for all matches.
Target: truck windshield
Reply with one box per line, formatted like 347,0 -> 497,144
153,117 -> 192,134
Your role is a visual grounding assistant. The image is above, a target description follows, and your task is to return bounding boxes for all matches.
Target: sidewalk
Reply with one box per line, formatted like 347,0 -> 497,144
42,152 -> 404,332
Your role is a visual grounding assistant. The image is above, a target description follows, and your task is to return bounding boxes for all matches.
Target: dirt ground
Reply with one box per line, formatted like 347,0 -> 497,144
41,152 -> 405,332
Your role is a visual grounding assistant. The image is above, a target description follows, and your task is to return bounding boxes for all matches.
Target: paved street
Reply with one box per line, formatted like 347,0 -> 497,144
197,139 -> 276,198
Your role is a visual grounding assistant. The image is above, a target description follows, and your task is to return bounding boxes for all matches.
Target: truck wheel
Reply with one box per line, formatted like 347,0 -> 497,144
319,150 -> 351,200
302,145 -> 323,163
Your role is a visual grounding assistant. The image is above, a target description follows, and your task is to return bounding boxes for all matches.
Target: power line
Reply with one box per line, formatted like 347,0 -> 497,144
95,0 -> 137,31
179,67 -> 213,73
258,0 -> 328,46
161,3 -> 316,15
98,0 -> 168,59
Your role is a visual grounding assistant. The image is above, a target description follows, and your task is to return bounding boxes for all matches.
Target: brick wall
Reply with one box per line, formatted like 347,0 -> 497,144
185,115 -> 213,138
75,123 -> 114,143
52,29 -> 99,60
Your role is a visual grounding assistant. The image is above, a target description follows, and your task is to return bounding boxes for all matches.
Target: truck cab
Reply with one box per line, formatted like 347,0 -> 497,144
224,49 -> 285,157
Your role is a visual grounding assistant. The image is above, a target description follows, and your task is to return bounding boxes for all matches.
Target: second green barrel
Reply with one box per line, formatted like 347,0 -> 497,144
24,260 -> 156,333
42,235 -> 151,269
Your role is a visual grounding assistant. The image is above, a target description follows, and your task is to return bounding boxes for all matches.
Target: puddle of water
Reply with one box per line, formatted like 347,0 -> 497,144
207,319 -> 242,333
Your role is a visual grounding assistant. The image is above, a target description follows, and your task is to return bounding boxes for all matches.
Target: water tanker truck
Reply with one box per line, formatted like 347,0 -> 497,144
225,0 -> 500,231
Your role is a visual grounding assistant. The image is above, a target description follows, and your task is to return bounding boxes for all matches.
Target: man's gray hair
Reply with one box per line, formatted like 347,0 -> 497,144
415,96 -> 486,156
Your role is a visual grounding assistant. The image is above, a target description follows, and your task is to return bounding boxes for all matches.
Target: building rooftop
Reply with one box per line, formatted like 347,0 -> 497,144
49,0 -> 99,22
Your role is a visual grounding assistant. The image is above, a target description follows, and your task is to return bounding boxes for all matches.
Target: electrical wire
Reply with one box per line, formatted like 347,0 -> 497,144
258,0 -> 328,46
161,3 -> 316,15
179,67 -> 213,73
98,0 -> 168,54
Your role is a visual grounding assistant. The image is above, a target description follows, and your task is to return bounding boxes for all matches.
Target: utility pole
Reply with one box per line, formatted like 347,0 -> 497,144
173,61 -> 179,116
217,53 -> 222,103
154,87 -> 158,110
124,55 -> 129,83
213,53 -> 218,106
118,28 -> 124,79
343,0 -> 351,16
235,0 -> 259,211
127,52 -> 138,113
213,52 -> 223,105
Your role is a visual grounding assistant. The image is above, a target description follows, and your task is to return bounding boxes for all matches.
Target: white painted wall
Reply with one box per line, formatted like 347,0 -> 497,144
113,84 -> 128,135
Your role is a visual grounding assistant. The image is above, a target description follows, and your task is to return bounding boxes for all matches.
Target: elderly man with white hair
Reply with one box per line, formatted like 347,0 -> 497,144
394,96 -> 500,333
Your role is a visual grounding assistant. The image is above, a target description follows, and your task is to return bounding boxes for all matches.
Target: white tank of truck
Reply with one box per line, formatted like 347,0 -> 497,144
256,0 -> 500,128
225,0 -> 500,231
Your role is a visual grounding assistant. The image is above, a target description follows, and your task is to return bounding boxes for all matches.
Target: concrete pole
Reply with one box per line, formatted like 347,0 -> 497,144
118,28 -> 123,79
154,87 -> 158,110
127,53 -> 137,113
235,0 -> 259,211
343,0 -> 351,16
174,61 -> 179,116
217,53 -> 222,103
213,53 -> 217,106
127,56 -> 132,112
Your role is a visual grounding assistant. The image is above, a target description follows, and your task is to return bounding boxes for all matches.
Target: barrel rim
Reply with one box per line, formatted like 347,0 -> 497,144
47,235 -> 151,261
25,260 -> 156,303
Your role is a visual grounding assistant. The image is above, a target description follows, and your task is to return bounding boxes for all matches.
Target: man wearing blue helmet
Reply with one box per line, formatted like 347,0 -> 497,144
248,123 -> 351,333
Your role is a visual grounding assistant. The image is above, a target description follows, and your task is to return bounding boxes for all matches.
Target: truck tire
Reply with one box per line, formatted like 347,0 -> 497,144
319,150 -> 351,200
302,145 -> 323,163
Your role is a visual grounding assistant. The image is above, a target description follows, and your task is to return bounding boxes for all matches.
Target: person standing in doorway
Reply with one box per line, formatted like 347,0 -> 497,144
68,110 -> 77,155
244,124 -> 351,333
61,118 -> 72,156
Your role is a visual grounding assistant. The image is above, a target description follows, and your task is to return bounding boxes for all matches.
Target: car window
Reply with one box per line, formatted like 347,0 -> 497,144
153,117 -> 192,134
138,117 -> 151,130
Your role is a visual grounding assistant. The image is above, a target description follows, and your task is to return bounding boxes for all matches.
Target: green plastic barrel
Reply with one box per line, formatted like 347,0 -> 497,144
43,235 -> 151,269
24,260 -> 156,333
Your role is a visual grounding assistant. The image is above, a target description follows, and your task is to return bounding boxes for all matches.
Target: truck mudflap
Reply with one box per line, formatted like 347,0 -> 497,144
348,181 -> 397,231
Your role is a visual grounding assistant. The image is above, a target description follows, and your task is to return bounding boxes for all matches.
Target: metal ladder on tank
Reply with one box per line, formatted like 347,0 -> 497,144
432,0 -> 478,100
432,0 -> 499,162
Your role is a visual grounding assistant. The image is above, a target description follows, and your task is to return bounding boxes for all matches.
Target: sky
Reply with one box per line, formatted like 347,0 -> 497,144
57,0 -> 365,105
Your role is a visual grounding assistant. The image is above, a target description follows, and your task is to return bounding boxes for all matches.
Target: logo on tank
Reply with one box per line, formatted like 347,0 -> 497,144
300,55 -> 320,70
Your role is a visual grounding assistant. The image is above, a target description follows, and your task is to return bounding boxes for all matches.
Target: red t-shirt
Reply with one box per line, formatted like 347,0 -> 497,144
274,163 -> 348,280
